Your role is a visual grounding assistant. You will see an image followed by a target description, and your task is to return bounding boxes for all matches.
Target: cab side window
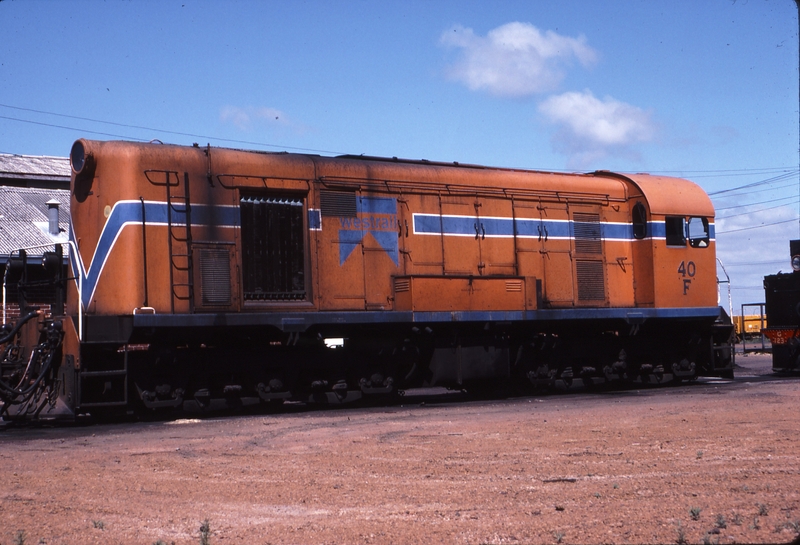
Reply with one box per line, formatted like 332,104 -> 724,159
665,216 -> 686,246
632,202 -> 647,239
687,217 -> 709,248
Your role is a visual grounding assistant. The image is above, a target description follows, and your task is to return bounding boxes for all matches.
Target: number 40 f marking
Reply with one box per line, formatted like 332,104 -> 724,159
678,260 -> 695,295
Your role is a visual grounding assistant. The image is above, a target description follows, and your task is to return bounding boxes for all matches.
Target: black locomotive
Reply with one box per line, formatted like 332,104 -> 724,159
763,239 -> 800,372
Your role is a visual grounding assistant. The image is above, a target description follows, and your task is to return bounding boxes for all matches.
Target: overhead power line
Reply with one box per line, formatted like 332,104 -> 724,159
716,217 -> 800,235
2,102 -> 798,176
716,199 -> 800,220
0,115 -> 146,141
708,170 -> 800,196
711,180 -> 799,201
0,103 -> 346,155
674,168 -> 799,178
722,259 -> 787,267
715,194 -> 799,212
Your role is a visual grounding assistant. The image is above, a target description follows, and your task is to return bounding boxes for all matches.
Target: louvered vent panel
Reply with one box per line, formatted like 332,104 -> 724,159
394,278 -> 411,293
199,248 -> 231,306
320,190 -> 357,217
505,280 -> 523,292
573,212 -> 602,254
576,260 -> 605,301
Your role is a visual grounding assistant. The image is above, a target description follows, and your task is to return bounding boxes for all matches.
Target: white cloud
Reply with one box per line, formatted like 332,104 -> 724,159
220,105 -> 292,131
440,22 -> 597,97
538,90 -> 656,167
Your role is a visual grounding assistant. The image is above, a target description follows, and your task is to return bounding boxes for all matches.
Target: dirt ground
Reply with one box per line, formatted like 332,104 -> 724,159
1,352 -> 800,545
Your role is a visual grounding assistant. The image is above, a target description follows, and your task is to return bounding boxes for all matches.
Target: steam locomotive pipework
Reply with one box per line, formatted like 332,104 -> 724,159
0,313 -> 64,418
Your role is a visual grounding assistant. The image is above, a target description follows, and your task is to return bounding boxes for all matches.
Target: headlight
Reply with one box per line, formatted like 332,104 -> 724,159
791,255 -> 800,272
70,139 -> 87,174
70,139 -> 96,203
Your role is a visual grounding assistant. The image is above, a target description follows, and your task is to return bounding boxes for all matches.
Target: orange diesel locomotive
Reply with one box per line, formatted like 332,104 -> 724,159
1,139 -> 734,420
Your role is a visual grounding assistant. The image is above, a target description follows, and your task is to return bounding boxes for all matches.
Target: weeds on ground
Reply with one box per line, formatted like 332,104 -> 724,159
690,507 -> 702,521
92,520 -> 105,530
674,522 -> 688,545
200,519 -> 211,545
553,531 -> 565,544
715,514 -> 726,529
774,519 -> 800,536
13,530 -> 26,545
757,503 -> 769,516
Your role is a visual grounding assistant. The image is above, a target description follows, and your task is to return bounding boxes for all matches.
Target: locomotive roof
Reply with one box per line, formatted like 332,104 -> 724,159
75,140 -> 716,218
608,172 -> 715,217
0,186 -> 70,258
0,153 -> 71,187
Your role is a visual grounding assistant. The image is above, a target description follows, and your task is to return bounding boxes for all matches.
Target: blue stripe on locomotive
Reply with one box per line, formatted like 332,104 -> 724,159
414,214 -> 715,241
71,200 -> 716,310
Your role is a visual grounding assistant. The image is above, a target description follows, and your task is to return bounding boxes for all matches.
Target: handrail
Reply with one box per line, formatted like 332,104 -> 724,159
716,257 -> 733,320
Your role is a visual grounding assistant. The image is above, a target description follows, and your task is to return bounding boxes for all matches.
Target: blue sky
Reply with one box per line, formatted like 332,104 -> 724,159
0,0 -> 797,314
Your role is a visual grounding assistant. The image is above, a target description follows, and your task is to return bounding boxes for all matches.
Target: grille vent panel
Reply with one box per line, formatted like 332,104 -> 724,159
320,190 -> 357,217
573,212 -> 602,255
198,247 -> 232,306
576,260 -> 605,301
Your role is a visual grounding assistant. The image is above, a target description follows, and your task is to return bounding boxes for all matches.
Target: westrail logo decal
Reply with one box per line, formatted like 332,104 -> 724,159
338,197 -> 398,266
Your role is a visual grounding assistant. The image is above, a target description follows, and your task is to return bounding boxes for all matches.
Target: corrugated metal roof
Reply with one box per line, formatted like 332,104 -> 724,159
0,186 -> 70,257
0,153 -> 71,180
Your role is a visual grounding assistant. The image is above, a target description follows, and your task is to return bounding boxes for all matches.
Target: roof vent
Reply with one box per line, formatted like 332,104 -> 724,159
46,198 -> 60,235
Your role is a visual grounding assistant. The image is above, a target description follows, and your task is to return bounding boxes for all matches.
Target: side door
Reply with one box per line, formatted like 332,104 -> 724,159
475,197 -> 517,276
315,188 -> 365,310
539,201 -> 574,307
360,194 -> 402,310
401,193 -> 446,276
440,196 -> 481,275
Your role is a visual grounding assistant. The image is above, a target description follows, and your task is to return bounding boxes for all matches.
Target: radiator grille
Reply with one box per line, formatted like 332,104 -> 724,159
198,247 -> 231,306
576,260 -> 605,301
320,190 -> 357,217
240,194 -> 306,301
573,212 -> 602,254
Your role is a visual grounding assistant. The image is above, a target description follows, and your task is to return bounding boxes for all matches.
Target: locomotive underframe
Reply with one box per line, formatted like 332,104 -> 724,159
1,306 -> 734,421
